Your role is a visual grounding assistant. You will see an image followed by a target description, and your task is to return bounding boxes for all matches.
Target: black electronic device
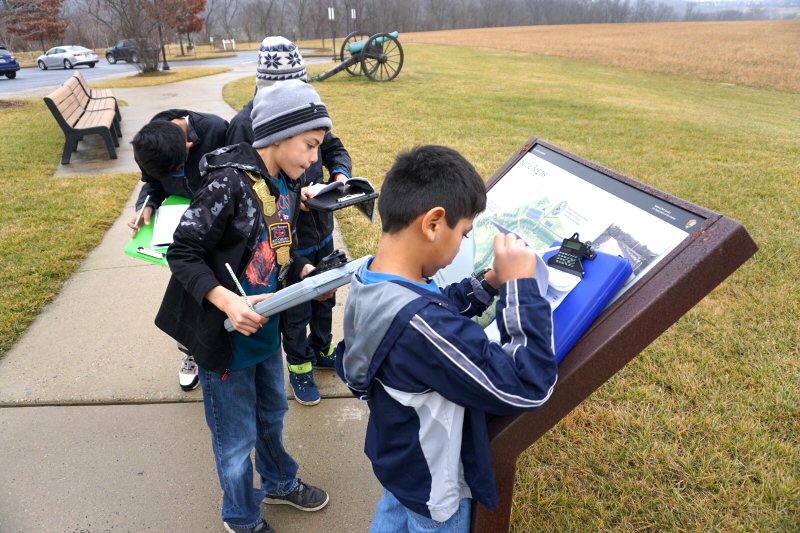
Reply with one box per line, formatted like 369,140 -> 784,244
547,233 -> 595,278
305,249 -> 349,278
305,178 -> 378,213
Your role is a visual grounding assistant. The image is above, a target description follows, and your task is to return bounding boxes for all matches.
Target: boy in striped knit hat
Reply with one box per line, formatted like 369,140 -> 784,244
156,80 -> 336,533
227,36 -> 353,407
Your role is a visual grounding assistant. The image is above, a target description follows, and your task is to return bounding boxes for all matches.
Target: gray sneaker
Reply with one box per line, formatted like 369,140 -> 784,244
223,519 -> 275,533
263,479 -> 329,511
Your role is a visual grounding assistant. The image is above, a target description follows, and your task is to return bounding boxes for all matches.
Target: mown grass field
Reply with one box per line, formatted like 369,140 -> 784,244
226,37 -> 799,530
404,21 -> 800,92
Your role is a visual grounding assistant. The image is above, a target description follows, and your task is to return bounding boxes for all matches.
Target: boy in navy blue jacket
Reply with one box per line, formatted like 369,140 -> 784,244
336,145 -> 558,532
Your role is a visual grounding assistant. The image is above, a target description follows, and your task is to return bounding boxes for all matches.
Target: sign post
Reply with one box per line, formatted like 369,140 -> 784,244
328,7 -> 336,60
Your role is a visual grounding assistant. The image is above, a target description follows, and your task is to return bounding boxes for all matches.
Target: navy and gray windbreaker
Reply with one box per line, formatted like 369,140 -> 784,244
335,262 -> 558,522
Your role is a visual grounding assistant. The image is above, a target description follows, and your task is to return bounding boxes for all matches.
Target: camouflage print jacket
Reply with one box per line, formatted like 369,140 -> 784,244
155,142 -> 311,373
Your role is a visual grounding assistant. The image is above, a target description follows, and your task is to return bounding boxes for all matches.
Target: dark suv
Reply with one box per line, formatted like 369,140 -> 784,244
105,39 -> 156,64
0,45 -> 20,79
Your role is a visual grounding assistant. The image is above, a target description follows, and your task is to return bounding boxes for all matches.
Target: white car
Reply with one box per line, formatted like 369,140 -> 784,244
37,46 -> 99,70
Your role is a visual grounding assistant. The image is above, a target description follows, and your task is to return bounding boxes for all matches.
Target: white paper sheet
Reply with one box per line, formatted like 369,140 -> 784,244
151,204 -> 189,248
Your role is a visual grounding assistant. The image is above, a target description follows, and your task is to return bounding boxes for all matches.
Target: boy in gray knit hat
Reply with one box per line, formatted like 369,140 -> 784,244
227,37 -> 353,408
155,79 -> 335,533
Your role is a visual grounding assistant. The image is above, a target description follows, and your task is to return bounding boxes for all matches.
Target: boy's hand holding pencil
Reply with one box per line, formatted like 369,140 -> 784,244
204,263 -> 273,336
492,233 -> 537,284
128,195 -> 154,236
206,286 -> 271,336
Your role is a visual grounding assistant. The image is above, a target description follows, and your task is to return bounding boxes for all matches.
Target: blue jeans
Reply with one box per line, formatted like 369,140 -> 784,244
199,351 -> 299,528
370,489 -> 472,533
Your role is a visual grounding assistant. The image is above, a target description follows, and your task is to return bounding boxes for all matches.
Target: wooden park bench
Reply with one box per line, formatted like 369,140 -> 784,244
44,73 -> 121,164
72,71 -> 121,122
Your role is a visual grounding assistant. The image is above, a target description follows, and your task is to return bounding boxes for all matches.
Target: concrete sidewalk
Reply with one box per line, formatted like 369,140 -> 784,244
0,65 -> 380,532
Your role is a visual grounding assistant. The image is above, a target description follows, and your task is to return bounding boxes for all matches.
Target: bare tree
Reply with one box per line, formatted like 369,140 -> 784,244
652,2 -> 676,22
308,0 -> 329,45
86,0 -> 161,72
203,0 -> 238,41
201,0 -> 217,42
238,0 -> 277,42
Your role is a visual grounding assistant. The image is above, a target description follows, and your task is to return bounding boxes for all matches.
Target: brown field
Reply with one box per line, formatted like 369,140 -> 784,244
403,21 -> 800,92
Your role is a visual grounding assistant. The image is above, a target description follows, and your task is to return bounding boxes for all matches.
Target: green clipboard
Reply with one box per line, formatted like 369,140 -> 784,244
123,195 -> 191,267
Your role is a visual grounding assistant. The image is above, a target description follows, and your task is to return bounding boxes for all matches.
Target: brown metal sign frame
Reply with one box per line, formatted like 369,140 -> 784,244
471,138 -> 758,532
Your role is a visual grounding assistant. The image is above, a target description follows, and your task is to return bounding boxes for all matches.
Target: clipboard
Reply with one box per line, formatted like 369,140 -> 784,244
224,256 -> 370,332
542,247 -> 633,362
123,195 -> 191,267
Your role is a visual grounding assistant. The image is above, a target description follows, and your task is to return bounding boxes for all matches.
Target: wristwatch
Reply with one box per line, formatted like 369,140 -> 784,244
473,268 -> 499,297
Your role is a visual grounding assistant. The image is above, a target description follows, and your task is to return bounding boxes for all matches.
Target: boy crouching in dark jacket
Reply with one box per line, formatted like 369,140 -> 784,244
336,145 -> 558,532
155,79 -> 335,533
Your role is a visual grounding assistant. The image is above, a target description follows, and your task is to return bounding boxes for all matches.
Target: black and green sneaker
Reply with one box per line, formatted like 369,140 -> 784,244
288,362 -> 320,405
315,343 -> 336,370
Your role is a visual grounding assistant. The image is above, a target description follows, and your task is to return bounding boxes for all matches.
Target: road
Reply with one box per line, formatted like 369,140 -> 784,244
0,51 -> 330,96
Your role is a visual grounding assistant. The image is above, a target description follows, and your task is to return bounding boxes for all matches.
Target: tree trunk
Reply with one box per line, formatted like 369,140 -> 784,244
178,33 -> 185,56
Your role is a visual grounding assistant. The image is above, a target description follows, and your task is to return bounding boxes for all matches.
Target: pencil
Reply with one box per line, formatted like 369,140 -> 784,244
225,262 -> 255,311
131,194 -> 150,236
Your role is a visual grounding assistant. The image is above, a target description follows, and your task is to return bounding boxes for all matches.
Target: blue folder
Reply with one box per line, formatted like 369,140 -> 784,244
542,248 -> 633,362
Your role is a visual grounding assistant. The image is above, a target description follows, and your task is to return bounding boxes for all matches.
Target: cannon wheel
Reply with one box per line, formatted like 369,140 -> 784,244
360,33 -> 404,82
340,31 -> 371,76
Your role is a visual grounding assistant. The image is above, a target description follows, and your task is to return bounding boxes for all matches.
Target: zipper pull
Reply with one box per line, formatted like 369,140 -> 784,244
222,368 -> 231,381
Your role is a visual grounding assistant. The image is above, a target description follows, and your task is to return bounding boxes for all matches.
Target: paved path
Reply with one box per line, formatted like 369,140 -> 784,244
0,63 -> 379,532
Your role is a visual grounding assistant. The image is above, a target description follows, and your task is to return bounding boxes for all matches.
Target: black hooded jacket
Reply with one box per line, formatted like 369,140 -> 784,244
135,109 -> 229,210
154,143 -> 311,373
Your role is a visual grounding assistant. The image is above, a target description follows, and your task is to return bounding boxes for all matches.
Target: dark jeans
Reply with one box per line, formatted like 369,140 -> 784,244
282,238 -> 335,367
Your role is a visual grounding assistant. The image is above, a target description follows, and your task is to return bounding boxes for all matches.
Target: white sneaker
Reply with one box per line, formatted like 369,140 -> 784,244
179,352 -> 199,391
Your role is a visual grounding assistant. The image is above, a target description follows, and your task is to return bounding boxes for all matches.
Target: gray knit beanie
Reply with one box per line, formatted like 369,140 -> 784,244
256,36 -> 307,88
251,79 -> 333,149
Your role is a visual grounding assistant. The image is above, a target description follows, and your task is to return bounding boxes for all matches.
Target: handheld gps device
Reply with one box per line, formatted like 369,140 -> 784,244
547,233 -> 596,278
306,249 -> 348,278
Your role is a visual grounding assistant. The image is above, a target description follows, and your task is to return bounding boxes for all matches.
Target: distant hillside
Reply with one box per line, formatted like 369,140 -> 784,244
404,21 -> 800,92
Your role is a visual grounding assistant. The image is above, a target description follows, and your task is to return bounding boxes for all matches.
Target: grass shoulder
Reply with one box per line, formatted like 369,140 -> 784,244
0,98 -> 135,359
166,51 -> 235,62
92,66 -> 231,88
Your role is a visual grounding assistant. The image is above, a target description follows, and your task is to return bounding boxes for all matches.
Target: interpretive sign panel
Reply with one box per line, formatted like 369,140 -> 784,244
463,138 -> 757,532
438,143 -> 706,305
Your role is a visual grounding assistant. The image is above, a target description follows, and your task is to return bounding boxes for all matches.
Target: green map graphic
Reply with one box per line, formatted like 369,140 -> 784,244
468,197 -> 569,328
472,197 -> 567,272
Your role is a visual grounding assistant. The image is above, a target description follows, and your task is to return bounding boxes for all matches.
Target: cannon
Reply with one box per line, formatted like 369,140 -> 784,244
312,31 -> 404,82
